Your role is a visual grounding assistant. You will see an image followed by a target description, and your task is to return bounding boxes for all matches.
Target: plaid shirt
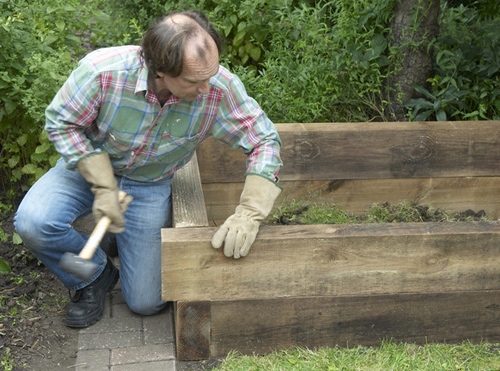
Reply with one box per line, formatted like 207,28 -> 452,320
45,45 -> 282,182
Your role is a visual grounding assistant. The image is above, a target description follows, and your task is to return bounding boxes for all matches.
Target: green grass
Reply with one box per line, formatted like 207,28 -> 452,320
1,347 -> 14,371
212,341 -> 500,371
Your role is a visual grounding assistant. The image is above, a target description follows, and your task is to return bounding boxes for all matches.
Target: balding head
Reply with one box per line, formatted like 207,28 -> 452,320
140,11 -> 223,78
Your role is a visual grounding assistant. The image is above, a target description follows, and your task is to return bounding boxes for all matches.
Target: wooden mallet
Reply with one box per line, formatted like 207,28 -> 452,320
59,191 -> 127,281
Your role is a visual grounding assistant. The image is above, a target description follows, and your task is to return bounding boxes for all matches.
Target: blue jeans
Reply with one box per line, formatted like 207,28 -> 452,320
14,158 -> 172,315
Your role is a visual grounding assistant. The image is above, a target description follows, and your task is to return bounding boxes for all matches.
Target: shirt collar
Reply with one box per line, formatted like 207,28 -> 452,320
134,63 -> 197,106
135,65 -> 150,94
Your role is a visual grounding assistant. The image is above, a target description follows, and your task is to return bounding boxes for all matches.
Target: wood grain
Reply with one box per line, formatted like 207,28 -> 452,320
162,221 -> 500,302
167,120 -> 500,361
197,121 -> 500,183
174,301 -> 211,361
171,153 -> 209,228
207,291 -> 500,357
202,176 -> 500,225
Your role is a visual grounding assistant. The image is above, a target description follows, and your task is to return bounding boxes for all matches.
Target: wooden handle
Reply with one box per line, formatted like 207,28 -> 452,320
78,190 -> 127,260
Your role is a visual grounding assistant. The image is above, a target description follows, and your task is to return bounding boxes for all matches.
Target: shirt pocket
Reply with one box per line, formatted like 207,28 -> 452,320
101,128 -> 143,170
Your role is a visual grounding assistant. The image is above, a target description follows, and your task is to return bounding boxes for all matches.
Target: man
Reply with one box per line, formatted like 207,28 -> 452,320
14,11 -> 282,328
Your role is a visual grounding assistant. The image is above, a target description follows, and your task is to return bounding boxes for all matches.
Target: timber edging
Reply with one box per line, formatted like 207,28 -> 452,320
165,121 -> 500,360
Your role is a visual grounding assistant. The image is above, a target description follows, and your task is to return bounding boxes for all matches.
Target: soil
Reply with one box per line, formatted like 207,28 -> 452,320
0,210 -> 78,370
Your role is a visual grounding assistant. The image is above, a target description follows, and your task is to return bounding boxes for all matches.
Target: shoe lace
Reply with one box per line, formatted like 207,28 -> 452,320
68,286 -> 94,303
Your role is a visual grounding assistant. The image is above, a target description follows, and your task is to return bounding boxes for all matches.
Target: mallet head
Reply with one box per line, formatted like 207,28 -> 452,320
59,252 -> 99,281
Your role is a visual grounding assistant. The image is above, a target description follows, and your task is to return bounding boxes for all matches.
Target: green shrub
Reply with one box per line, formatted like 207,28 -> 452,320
90,2 -> 144,47
84,0 -> 397,123
0,0 -> 137,199
3,0 -> 498,204
108,0 -> 317,67
0,0 -> 96,197
231,3 -> 336,122
71,0 -> 393,124
235,0 -> 396,123
405,3 -> 500,121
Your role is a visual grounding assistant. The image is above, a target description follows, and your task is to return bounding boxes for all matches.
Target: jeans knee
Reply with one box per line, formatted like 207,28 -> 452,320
14,206 -> 65,249
14,208 -> 40,243
124,296 -> 166,316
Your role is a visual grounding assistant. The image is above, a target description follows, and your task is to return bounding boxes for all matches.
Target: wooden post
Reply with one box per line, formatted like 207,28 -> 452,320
168,153 -> 210,360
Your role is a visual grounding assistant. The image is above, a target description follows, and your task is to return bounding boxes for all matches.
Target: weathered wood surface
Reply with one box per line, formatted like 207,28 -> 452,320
171,153 -> 209,228
197,121 -> 500,183
203,176 -> 500,225
174,301 -> 211,361
167,120 -> 500,361
170,154 -> 210,361
175,291 -> 500,359
162,221 -> 500,302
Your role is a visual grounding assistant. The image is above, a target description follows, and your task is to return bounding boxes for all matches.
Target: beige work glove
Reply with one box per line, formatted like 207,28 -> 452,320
77,152 -> 132,233
211,175 -> 282,258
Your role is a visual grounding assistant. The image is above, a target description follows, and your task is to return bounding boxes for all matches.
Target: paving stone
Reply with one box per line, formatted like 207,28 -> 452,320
78,330 -> 143,350
111,289 -> 126,305
103,294 -> 112,318
112,360 -> 176,371
112,302 -> 140,318
80,316 -> 142,334
75,349 -> 110,370
111,343 -> 175,365
111,360 -> 176,371
73,286 -> 178,371
143,307 -> 174,345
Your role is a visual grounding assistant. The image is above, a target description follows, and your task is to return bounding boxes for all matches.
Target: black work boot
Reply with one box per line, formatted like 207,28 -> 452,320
100,232 -> 118,257
65,258 -> 119,328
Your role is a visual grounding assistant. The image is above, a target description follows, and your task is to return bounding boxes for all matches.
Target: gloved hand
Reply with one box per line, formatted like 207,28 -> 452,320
77,152 -> 133,233
211,175 -> 282,258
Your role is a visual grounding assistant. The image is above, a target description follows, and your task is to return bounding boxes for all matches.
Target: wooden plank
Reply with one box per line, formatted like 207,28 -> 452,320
170,154 -> 211,361
203,176 -> 500,224
171,153 -> 209,228
197,121 -> 500,183
161,221 -> 500,302
207,291 -> 500,357
174,301 -> 211,361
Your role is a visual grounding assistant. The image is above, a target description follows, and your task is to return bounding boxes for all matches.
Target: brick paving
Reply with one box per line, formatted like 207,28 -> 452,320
73,257 -> 177,371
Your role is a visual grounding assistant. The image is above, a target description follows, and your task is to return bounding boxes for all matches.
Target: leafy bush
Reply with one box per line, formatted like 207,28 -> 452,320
108,0 -> 318,67
2,0 -> 499,203
0,0 -> 97,197
31,0 -> 397,126
0,0 -> 138,200
235,0 -> 396,123
405,3 -> 500,121
230,3 -> 341,123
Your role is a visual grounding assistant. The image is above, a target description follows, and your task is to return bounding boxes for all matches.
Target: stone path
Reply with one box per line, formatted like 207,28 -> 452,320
73,256 -> 182,371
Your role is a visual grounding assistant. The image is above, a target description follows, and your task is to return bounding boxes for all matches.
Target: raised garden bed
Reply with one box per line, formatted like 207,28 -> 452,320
162,121 -> 500,361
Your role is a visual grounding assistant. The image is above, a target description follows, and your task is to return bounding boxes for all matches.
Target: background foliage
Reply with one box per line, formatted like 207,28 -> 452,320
405,3 -> 500,121
0,0 -> 99,198
1,0 -> 499,202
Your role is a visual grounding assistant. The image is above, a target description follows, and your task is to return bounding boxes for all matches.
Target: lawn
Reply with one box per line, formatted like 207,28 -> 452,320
212,341 -> 500,371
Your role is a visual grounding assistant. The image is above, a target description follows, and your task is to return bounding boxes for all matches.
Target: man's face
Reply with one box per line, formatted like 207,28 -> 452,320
155,36 -> 220,102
